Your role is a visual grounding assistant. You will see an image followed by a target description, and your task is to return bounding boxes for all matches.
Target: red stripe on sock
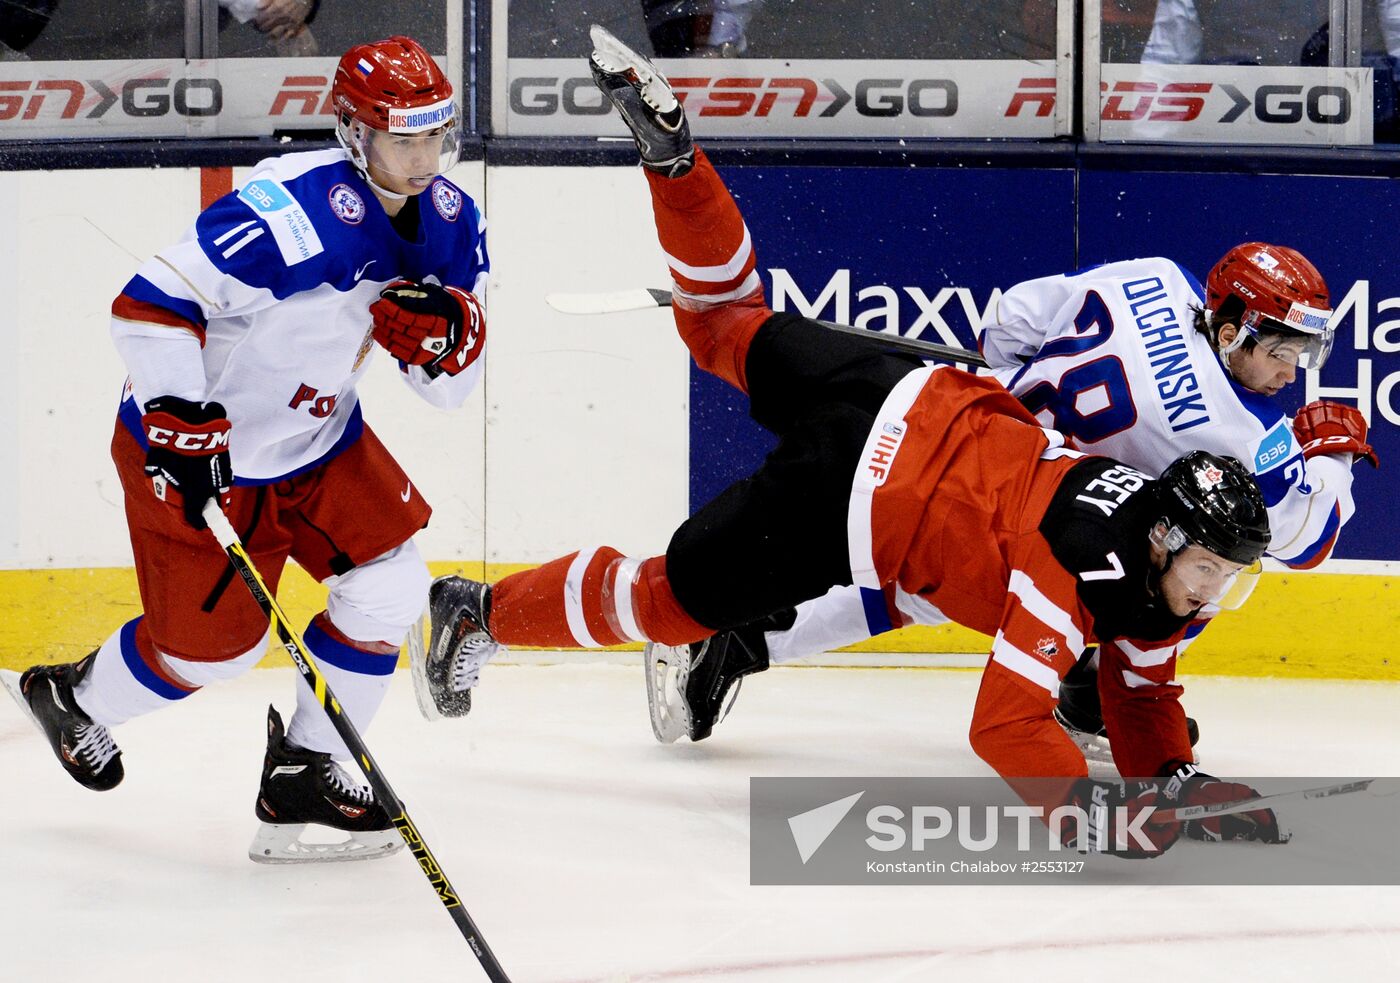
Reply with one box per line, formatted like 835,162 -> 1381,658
490,551 -> 709,647
647,148 -> 756,297
671,288 -> 771,393
580,548 -> 628,645
630,556 -> 712,645
491,551 -> 625,648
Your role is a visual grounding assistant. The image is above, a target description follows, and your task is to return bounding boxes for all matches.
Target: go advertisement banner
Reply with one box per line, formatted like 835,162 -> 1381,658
0,58 -> 340,140
504,58 -> 1062,138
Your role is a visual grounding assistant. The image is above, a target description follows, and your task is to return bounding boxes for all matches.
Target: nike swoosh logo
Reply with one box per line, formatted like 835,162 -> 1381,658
354,260 -> 376,281
401,482 -> 412,502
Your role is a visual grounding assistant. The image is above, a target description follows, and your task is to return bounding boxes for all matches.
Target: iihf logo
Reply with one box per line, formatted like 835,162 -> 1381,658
431,180 -> 462,222
328,183 -> 365,225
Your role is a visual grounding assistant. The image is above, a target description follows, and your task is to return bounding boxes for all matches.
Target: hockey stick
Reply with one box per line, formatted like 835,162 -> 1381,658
545,288 -> 989,369
1160,778 -> 1396,822
201,502 -> 512,983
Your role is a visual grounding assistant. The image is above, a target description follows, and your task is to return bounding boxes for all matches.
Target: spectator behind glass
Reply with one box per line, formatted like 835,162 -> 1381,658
218,0 -> 321,56
1141,1 -> 1400,140
10,0 -> 318,59
1142,0 -> 1400,65
642,0 -> 763,56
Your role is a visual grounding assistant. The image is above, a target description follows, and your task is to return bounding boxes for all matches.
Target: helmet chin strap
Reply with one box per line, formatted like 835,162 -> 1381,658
1211,312 -> 1247,379
337,125 -> 413,202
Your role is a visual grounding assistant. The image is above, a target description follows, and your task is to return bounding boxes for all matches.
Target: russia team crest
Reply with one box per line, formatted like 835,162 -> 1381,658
431,180 -> 462,222
328,183 -> 366,225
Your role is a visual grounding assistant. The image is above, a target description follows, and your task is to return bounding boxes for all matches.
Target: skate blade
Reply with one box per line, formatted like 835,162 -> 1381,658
1060,724 -> 1200,776
0,669 -> 41,733
588,24 -> 678,114
406,610 -> 445,723
589,24 -> 642,74
644,642 -> 692,744
248,822 -> 404,865
408,610 -> 476,722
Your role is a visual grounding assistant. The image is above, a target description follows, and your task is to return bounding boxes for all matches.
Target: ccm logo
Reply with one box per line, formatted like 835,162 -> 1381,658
147,427 -> 230,453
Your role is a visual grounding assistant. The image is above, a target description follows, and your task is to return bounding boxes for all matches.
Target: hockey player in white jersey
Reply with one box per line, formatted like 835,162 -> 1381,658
0,36 -> 488,863
647,245 -> 1379,757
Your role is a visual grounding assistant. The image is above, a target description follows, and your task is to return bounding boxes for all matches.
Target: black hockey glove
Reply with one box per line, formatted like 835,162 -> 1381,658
141,396 -> 233,531
1165,764 -> 1289,844
370,280 -> 485,379
1060,776 -> 1181,859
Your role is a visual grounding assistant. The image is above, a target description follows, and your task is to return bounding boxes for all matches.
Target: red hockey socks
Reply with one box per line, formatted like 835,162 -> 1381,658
645,148 -> 771,393
490,549 -> 712,647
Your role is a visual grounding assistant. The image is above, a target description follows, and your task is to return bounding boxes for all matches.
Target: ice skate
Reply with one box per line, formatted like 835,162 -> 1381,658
1055,648 -> 1200,767
589,23 -> 695,177
646,624 -> 769,743
2,655 -> 124,791
249,705 -> 401,864
409,576 -> 501,721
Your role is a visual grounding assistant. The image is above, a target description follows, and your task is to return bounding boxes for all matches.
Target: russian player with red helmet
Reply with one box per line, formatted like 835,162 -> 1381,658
1,37 -> 488,863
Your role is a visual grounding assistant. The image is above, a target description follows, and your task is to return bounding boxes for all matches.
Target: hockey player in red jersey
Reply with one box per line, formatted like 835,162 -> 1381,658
1,37 -> 488,863
410,26 -> 1284,856
679,242 -> 1375,768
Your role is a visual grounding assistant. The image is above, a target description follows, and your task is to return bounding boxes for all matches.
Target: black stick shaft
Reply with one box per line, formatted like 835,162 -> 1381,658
203,504 -> 512,982
648,289 -> 988,368
811,317 -> 989,368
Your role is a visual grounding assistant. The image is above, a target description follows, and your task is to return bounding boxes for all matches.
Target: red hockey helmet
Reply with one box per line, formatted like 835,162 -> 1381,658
1205,243 -> 1334,370
332,36 -> 461,188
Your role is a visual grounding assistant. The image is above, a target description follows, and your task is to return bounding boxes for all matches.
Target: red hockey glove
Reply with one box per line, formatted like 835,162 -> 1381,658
1172,770 -> 1289,844
369,280 -> 485,379
1293,400 -> 1379,468
1060,776 -> 1180,859
142,396 -> 233,531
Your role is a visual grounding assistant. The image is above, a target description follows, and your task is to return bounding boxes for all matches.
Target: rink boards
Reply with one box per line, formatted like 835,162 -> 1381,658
0,158 -> 1395,679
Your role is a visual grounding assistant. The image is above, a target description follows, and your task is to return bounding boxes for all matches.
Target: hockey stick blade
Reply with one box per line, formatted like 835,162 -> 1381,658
202,502 -> 513,982
545,286 -> 988,368
1161,778 -> 1380,822
546,287 -> 672,315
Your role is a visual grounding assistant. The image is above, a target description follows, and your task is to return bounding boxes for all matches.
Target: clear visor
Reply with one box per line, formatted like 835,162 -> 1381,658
1152,525 -> 1250,606
346,104 -> 462,188
1242,307 -> 1335,370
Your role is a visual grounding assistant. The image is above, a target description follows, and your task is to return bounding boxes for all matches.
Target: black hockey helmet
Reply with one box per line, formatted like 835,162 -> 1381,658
1154,451 -> 1270,566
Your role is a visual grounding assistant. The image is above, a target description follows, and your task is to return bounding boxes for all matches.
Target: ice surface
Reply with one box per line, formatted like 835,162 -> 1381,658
1,664 -> 1397,982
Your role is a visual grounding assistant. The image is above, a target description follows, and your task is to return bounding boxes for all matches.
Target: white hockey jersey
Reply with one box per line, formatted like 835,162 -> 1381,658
110,148 -> 489,483
982,257 -> 1353,568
